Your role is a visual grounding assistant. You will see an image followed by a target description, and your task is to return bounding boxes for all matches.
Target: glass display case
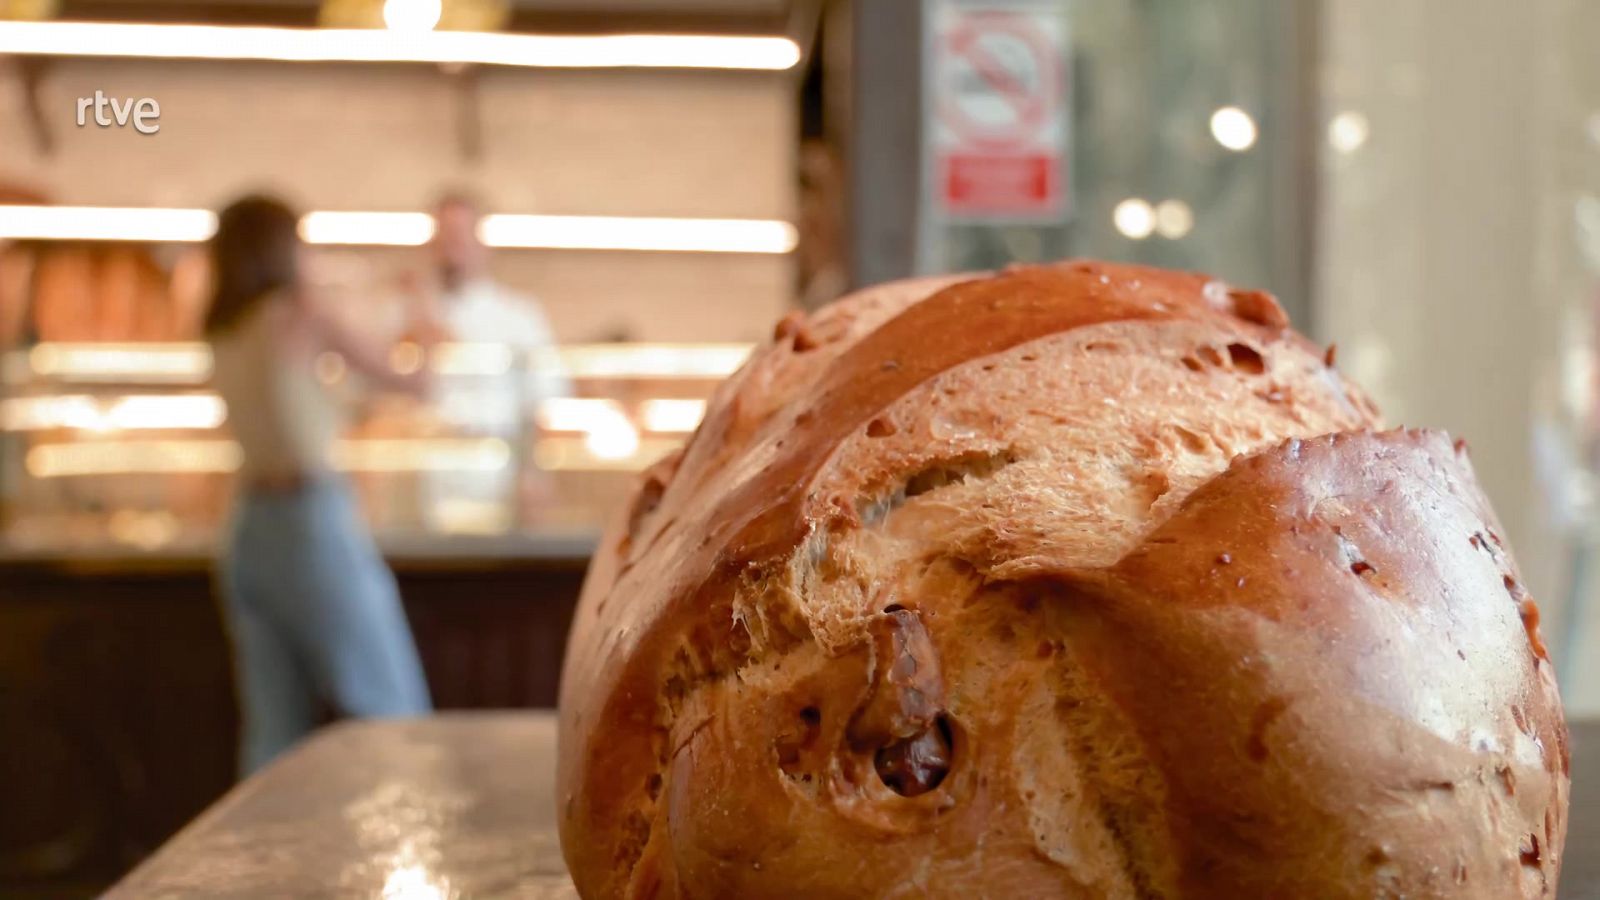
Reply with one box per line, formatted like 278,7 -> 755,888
0,338 -> 746,559
0,238 -> 752,893
0,233 -> 752,560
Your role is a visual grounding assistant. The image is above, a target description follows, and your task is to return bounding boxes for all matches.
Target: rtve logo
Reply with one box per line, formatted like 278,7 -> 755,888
76,90 -> 161,135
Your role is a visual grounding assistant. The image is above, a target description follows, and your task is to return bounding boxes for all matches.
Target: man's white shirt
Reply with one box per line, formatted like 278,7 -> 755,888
434,277 -> 570,435
424,278 -> 568,533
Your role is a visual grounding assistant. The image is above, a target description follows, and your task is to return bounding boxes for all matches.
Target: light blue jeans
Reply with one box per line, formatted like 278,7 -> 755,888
219,477 -> 431,774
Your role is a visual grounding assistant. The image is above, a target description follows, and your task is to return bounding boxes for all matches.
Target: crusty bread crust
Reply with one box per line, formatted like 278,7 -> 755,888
557,261 -> 1567,898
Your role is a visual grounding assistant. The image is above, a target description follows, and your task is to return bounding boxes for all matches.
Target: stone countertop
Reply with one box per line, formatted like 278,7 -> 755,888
105,712 -> 574,899
103,713 -> 1600,898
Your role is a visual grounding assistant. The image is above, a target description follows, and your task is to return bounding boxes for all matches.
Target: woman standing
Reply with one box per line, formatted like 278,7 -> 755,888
206,195 -> 431,773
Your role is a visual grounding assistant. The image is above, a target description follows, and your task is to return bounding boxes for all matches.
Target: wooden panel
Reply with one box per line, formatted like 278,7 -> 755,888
0,559 -> 584,897
0,571 -> 239,891
403,566 -> 585,709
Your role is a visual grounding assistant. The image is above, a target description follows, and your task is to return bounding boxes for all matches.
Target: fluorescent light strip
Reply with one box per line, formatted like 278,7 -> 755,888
1,206 -> 795,253
0,206 -> 217,242
29,343 -> 213,381
1,391 -> 702,435
1,394 -> 226,431
13,342 -> 752,381
0,21 -> 801,70
298,210 -> 436,246
480,214 -> 796,254
24,436 -> 511,476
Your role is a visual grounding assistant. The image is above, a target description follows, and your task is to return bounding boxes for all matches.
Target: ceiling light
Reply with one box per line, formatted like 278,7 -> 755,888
1,206 -> 794,254
1154,200 -> 1194,239
1210,106 -> 1258,152
0,206 -> 215,242
1328,111 -> 1370,154
0,21 -> 801,70
479,214 -> 797,254
1112,199 -> 1155,240
299,211 -> 435,246
382,0 -> 441,32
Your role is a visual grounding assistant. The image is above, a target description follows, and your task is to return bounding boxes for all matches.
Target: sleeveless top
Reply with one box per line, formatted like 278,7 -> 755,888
209,294 -> 343,481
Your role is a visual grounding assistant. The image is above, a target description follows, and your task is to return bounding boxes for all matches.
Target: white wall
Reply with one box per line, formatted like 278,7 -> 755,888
0,57 -> 796,342
1317,0 -> 1600,706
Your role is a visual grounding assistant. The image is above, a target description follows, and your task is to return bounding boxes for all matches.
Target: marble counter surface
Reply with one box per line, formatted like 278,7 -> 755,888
105,712 -> 574,898
103,713 -> 1600,898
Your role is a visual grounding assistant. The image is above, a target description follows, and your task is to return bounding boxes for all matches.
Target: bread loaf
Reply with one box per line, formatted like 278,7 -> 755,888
557,261 -> 1568,898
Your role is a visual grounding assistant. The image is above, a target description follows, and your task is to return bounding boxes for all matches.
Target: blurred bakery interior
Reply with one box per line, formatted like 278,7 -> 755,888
7,0 -> 1600,894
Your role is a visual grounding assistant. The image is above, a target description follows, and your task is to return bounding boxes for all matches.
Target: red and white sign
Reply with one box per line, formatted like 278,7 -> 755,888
927,1 -> 1069,221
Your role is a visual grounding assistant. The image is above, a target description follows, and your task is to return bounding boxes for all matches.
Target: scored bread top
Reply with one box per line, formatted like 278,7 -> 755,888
556,261 -> 1566,899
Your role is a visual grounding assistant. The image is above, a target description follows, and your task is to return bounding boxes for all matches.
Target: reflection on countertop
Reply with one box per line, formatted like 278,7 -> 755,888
103,713 -> 576,900
100,712 -> 1600,900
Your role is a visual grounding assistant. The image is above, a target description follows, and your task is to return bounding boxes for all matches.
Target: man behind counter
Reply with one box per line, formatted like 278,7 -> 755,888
411,191 -> 570,532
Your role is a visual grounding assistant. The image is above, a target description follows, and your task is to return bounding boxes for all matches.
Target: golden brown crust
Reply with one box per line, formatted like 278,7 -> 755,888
556,261 -> 1567,898
1058,429 -> 1568,897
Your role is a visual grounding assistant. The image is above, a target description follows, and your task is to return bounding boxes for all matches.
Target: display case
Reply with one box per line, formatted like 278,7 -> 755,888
0,337 -> 748,560
0,247 -> 752,892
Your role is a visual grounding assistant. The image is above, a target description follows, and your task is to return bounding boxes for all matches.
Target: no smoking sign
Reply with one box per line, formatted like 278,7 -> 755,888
927,1 -> 1068,221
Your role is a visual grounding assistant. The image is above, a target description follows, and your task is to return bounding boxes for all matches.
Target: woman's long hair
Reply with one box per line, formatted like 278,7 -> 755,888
204,195 -> 301,335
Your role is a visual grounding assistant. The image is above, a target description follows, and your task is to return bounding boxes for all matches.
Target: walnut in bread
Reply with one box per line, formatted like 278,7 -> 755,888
557,261 -> 1568,898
